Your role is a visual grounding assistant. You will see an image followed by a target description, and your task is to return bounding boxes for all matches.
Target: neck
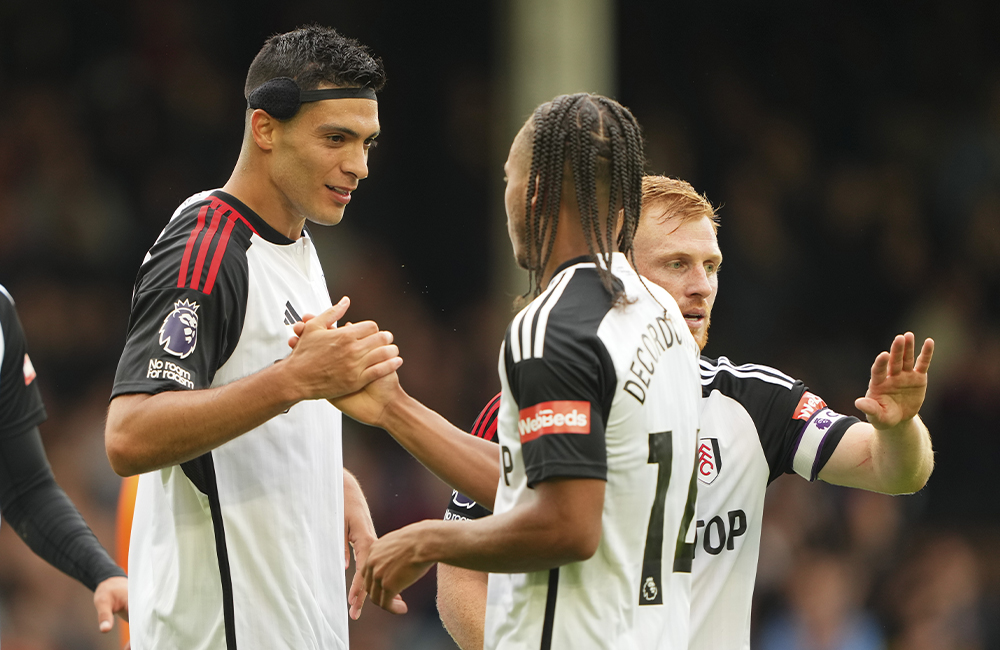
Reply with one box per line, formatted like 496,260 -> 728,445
222,147 -> 305,241
539,203 -> 600,289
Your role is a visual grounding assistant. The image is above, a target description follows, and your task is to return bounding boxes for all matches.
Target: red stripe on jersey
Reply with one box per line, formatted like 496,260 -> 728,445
202,216 -> 238,295
189,208 -> 227,291
470,393 -> 501,440
177,204 -> 209,288
211,196 -> 259,236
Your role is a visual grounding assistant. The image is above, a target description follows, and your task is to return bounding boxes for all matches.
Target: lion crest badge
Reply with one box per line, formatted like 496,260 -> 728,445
159,299 -> 200,359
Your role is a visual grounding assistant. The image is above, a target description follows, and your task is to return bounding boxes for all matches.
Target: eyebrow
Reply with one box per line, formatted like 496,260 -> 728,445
316,124 -> 381,139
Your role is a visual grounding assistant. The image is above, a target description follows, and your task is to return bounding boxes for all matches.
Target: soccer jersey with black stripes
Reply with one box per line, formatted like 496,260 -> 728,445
112,190 -> 347,650
484,253 -> 701,650
689,356 -> 859,650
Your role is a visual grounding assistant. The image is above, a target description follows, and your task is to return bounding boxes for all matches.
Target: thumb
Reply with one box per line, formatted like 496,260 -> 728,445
854,396 -> 879,419
312,297 -> 350,330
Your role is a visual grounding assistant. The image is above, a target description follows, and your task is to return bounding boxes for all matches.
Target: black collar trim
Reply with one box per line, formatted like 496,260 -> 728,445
209,191 -> 298,245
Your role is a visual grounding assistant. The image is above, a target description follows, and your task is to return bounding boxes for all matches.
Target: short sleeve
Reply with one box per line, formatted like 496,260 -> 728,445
699,356 -> 859,484
0,288 -> 46,439
112,199 -> 250,397
510,358 -> 609,486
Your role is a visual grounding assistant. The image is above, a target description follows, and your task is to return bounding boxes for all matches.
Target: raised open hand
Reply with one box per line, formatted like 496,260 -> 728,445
854,332 -> 934,430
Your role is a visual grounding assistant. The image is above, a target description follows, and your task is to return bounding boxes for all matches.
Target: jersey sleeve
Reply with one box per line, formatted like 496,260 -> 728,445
505,316 -> 615,488
112,200 -> 250,397
443,393 -> 500,521
700,356 -> 859,484
0,287 -> 46,439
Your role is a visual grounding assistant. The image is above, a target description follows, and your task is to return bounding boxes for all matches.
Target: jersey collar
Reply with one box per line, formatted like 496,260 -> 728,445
209,190 -> 298,245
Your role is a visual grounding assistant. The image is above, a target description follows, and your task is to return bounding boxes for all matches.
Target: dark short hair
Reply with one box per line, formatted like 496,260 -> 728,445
244,24 -> 386,100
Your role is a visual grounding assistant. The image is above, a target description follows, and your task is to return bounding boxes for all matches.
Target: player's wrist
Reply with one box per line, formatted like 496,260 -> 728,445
379,386 -> 415,432
408,520 -> 448,565
260,360 -> 311,408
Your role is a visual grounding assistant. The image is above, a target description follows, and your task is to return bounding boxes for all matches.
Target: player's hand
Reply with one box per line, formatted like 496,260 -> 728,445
344,471 -> 378,620
331,371 -> 405,429
855,332 -> 934,430
284,297 -> 402,400
93,575 -> 128,633
362,522 -> 439,615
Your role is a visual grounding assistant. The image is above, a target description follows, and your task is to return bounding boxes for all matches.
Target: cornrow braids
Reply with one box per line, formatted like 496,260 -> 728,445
521,94 -> 645,303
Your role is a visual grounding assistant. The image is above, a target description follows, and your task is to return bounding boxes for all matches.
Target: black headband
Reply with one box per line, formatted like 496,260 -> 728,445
247,77 -> 377,120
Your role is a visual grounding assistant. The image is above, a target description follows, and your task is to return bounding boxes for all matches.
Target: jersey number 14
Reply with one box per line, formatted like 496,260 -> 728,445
639,431 -> 698,606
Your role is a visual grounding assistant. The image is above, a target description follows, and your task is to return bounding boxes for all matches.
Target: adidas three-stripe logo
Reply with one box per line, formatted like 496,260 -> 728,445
699,356 -> 794,389
508,263 -> 594,363
283,301 -> 302,326
177,196 -> 258,295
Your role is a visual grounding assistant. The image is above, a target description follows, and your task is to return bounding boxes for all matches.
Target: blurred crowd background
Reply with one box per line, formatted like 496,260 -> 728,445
0,0 -> 997,648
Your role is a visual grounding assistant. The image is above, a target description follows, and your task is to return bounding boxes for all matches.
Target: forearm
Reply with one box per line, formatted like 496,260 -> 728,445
821,417 -> 934,494
408,510 -> 587,573
344,469 -> 372,525
868,415 -> 934,494
106,362 -> 303,476
438,564 -> 487,650
381,395 -> 501,509
0,428 -> 124,591
402,479 -> 603,573
344,468 -> 375,544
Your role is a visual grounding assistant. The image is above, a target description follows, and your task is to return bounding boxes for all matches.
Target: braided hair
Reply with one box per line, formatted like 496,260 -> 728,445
520,93 -> 645,303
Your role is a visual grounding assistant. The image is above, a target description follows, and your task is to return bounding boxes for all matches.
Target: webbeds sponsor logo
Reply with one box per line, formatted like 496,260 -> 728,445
793,391 -> 826,421
517,400 -> 590,443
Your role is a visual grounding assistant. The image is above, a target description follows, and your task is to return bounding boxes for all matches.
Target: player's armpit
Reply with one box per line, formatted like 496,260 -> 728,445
437,565 -> 488,650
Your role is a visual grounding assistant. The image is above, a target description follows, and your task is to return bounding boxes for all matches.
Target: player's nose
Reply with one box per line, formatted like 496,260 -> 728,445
343,143 -> 369,180
689,266 -> 713,297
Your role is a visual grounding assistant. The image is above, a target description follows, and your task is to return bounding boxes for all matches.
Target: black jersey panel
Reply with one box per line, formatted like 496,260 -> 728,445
112,198 -> 252,398
505,268 -> 617,487
700,356 -> 857,484
443,393 -> 501,521
0,289 -> 46,439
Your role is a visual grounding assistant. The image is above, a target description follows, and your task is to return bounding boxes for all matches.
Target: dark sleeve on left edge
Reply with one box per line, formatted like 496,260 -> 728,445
0,293 -> 46,438
0,425 -> 125,590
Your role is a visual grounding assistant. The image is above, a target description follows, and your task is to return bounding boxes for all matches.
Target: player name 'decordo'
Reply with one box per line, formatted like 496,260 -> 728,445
624,312 -> 685,404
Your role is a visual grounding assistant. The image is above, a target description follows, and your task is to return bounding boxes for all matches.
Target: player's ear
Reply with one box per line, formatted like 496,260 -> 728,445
529,174 -> 540,210
250,109 -> 277,152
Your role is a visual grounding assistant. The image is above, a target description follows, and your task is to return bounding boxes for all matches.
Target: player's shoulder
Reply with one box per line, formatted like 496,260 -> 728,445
700,355 -> 801,400
505,256 -> 619,364
137,190 -> 265,297
0,283 -> 13,312
469,392 -> 501,443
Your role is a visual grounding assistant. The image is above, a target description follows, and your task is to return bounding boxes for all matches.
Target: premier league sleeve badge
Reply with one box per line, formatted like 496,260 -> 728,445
158,299 -> 200,359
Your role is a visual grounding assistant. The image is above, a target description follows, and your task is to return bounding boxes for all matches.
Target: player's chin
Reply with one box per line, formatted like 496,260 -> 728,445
313,204 -> 347,226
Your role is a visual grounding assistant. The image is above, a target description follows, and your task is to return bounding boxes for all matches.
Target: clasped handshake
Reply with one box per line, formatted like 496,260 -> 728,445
284,295 -> 405,427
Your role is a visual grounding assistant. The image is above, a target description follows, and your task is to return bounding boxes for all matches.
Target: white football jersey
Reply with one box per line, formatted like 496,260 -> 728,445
485,253 -> 701,650
689,357 -> 857,650
113,191 -> 347,650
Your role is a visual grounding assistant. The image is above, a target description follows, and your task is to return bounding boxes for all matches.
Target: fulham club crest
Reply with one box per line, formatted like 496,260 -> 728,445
697,437 -> 722,485
159,299 -> 200,359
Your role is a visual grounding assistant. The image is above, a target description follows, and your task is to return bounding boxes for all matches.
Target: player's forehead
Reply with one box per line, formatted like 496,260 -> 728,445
641,209 -> 721,259
297,95 -> 380,135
